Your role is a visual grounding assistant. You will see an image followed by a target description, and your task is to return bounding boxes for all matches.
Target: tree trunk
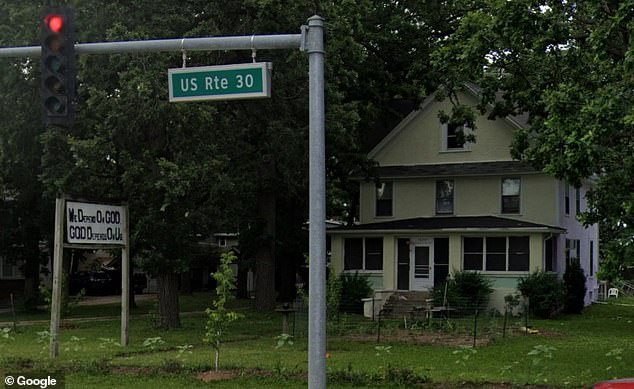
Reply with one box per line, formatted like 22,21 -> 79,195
255,157 -> 276,312
180,270 -> 192,295
129,257 -> 136,309
22,225 -> 41,311
236,265 -> 249,299
156,272 -> 180,328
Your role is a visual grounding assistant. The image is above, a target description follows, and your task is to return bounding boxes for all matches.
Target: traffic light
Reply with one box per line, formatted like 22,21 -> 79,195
40,6 -> 76,126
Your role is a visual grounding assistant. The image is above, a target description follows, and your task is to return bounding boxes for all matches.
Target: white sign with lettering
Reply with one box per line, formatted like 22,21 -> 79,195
66,201 -> 125,245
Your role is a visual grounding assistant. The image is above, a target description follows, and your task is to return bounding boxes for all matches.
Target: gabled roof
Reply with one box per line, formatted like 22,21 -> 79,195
366,84 -> 528,158
329,215 -> 564,234
374,161 -> 538,179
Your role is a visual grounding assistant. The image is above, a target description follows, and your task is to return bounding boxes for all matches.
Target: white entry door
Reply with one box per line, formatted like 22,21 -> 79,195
411,242 -> 433,291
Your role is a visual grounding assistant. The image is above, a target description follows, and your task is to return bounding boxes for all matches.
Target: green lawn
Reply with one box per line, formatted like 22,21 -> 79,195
1,294 -> 633,388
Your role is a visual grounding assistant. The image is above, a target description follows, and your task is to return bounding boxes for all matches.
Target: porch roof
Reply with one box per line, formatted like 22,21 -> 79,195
329,215 -> 564,234
373,161 -> 539,179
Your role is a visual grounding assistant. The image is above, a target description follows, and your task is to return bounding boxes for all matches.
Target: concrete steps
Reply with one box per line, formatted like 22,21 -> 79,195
380,291 -> 432,319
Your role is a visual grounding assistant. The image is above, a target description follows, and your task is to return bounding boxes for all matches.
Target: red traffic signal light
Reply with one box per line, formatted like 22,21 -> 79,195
44,14 -> 64,33
40,6 -> 76,127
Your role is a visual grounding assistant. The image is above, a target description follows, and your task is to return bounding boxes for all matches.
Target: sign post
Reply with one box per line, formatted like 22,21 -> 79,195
49,197 -> 130,357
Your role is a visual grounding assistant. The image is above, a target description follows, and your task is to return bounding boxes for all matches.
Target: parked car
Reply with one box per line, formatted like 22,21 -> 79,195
594,379 -> 634,388
69,271 -> 115,295
70,270 -> 148,295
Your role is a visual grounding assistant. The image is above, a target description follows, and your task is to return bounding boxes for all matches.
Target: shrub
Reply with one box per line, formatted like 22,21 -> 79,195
339,272 -> 372,314
517,271 -> 564,319
433,271 -> 493,312
326,266 -> 342,319
563,262 -> 587,314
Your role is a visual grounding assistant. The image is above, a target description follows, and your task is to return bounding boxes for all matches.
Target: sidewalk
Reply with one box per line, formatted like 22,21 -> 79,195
0,293 -> 158,327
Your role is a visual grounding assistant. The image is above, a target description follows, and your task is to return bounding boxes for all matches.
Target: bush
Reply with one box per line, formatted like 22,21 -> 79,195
433,271 -> 493,312
564,262 -> 587,314
517,271 -> 564,319
339,272 -> 372,314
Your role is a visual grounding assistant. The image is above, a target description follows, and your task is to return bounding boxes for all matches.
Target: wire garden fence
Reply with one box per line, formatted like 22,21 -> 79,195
289,295 -> 534,348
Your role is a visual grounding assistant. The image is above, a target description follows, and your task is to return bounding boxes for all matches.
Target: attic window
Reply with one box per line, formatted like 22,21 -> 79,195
447,123 -> 465,149
441,122 -> 471,151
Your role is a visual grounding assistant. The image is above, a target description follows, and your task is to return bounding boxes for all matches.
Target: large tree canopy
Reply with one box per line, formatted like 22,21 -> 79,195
432,0 -> 634,263
1,0 -> 455,321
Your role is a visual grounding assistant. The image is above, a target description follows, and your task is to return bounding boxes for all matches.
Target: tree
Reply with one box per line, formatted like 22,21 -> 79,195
0,3 -> 53,310
431,0 -> 634,253
1,0 -> 462,320
204,251 -> 242,371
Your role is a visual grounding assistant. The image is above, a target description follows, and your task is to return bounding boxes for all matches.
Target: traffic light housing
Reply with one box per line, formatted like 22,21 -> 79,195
40,6 -> 76,126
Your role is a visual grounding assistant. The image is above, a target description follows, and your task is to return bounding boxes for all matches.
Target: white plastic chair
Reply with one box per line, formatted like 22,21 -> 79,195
608,288 -> 619,299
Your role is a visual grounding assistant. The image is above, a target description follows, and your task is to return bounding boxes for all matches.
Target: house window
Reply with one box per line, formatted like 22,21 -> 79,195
375,182 -> 393,217
463,237 -> 484,271
447,123 -> 465,149
501,178 -> 521,214
545,237 -> 557,272
564,183 -> 571,215
344,237 -> 383,271
508,236 -> 530,271
565,239 -> 580,267
0,256 -> 23,279
218,237 -> 227,247
485,237 -> 506,271
575,187 -> 581,214
589,240 -> 594,276
436,180 -> 454,214
463,236 -> 530,272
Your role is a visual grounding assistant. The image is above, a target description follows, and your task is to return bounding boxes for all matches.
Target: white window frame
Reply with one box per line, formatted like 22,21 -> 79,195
565,238 -> 580,267
440,123 -> 472,152
375,181 -> 393,217
435,179 -> 454,215
564,183 -> 571,216
501,177 -> 521,214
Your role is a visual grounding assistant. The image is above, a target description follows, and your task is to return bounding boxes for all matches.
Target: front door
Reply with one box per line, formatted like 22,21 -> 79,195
397,238 -> 434,291
411,241 -> 433,291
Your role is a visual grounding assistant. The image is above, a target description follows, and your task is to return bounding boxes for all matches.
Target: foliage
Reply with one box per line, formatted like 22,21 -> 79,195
339,272 -> 372,314
326,265 -> 342,319
434,271 -> 493,311
203,251 -> 243,371
563,262 -> 587,314
431,0 -> 634,264
598,237 -> 634,282
517,271 -> 565,319
38,273 -> 85,317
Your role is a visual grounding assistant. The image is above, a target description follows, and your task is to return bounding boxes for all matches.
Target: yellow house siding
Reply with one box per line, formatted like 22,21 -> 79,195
382,236 -> 395,290
361,174 -> 558,226
448,234 -> 462,274
372,92 -> 516,166
529,234 -> 543,272
330,235 -> 343,274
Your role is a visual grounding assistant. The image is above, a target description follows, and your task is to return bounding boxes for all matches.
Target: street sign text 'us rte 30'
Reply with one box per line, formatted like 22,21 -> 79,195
168,62 -> 272,102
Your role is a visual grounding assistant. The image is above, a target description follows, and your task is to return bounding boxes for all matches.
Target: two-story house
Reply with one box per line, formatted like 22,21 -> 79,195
329,86 -> 599,311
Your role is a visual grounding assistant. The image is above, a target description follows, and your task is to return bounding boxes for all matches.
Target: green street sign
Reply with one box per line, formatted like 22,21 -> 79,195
168,62 -> 272,102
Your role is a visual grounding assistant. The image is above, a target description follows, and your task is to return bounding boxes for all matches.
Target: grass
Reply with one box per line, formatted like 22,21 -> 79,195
0,292 -> 219,323
1,294 -> 633,388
